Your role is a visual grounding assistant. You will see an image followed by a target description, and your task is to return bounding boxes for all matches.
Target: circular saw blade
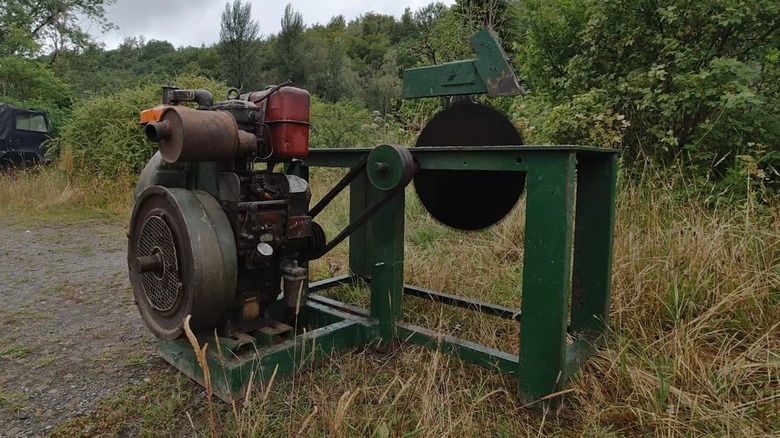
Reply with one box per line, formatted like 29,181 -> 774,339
413,103 -> 525,230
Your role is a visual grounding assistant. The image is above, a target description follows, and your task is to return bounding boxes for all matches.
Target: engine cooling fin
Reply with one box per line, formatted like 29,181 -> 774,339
137,215 -> 180,312
413,103 -> 526,230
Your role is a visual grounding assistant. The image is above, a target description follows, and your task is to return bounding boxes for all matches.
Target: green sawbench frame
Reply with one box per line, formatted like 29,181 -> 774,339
157,145 -> 619,408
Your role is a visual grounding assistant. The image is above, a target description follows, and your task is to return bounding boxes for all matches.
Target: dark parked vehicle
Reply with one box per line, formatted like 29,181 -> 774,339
0,103 -> 52,169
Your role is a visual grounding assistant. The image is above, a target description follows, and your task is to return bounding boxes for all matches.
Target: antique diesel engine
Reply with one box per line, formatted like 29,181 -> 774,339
129,85 -> 326,340
127,81 -> 524,342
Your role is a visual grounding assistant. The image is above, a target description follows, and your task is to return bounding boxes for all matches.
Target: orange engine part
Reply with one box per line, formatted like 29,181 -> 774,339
139,105 -> 169,124
263,87 -> 310,159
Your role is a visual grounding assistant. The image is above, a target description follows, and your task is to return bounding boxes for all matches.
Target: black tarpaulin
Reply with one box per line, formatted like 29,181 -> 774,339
0,103 -> 12,141
0,103 -> 51,158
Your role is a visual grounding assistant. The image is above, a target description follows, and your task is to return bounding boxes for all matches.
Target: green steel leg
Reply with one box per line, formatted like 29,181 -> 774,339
349,171 -> 371,278
369,186 -> 405,345
561,338 -> 598,383
517,152 -> 577,407
570,154 -> 618,338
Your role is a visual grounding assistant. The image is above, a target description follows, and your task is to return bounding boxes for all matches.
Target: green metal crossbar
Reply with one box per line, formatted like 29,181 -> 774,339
401,27 -> 523,98
158,145 -> 618,407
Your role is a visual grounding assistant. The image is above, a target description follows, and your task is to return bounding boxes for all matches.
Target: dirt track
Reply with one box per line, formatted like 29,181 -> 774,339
0,218 -> 163,437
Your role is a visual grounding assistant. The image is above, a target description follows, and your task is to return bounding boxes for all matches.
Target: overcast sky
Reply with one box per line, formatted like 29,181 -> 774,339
89,0 -> 454,49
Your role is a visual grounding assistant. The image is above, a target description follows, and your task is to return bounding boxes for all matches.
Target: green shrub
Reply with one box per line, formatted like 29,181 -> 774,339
309,97 -> 374,148
0,57 -> 75,130
50,75 -> 229,176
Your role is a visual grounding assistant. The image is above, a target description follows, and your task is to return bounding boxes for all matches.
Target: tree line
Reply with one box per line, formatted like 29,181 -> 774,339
1,0 -> 778,198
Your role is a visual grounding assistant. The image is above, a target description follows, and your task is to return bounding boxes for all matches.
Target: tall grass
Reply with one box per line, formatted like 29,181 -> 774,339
585,171 -> 780,435
11,164 -> 779,436
0,161 -> 134,221
286,167 -> 778,436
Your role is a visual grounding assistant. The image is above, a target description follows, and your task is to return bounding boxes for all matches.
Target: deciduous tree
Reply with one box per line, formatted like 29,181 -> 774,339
273,3 -> 306,87
219,0 -> 261,90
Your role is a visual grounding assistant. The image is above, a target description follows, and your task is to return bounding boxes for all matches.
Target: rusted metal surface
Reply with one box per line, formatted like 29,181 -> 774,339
287,216 -> 312,239
144,119 -> 171,141
134,252 -> 163,274
162,88 -> 214,108
147,106 -> 254,163
237,130 -> 257,155
280,260 -> 308,311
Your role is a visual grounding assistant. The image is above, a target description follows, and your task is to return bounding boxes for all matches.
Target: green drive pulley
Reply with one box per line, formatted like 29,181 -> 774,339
367,144 -> 415,191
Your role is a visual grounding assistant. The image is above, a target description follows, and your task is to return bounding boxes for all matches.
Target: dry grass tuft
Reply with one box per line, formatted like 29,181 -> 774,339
0,164 -> 134,221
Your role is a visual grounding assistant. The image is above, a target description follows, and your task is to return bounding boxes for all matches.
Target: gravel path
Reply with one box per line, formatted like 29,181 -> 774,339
0,218 -> 163,437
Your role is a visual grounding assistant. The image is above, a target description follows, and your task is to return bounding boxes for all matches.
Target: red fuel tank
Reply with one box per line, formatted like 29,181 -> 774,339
263,87 -> 310,159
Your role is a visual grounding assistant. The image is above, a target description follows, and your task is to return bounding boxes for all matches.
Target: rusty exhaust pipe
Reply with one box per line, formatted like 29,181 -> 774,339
145,120 -> 171,142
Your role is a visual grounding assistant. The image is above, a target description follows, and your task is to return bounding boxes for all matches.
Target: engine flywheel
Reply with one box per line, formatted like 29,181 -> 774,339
413,103 -> 526,230
128,186 -> 237,340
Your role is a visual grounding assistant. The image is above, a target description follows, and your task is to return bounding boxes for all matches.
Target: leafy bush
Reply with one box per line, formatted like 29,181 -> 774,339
309,97 -> 373,148
515,0 -> 780,197
515,91 -> 630,148
0,57 -> 74,130
309,97 -> 414,148
50,75 -> 229,176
